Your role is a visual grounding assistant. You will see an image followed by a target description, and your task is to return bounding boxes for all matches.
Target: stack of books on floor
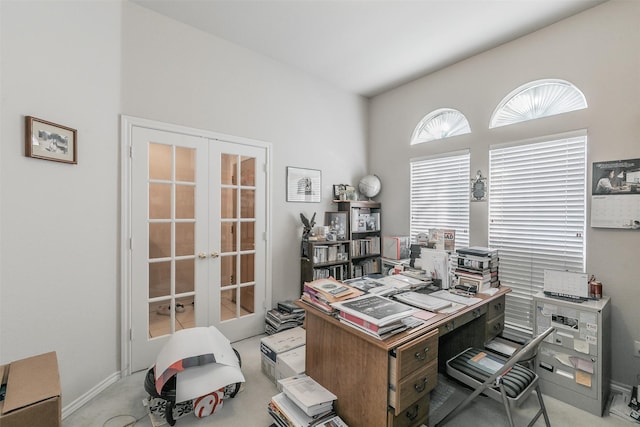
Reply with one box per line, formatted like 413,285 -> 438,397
450,246 -> 499,293
268,374 -> 348,427
331,293 -> 422,340
265,300 -> 306,335
300,277 -> 363,314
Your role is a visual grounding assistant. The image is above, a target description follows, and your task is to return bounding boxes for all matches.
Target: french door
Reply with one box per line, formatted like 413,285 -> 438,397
124,119 -> 269,373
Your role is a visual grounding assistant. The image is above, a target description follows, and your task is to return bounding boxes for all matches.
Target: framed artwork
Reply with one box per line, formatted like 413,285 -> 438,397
287,167 -> 321,202
470,170 -> 487,202
325,211 -> 348,240
25,116 -> 77,164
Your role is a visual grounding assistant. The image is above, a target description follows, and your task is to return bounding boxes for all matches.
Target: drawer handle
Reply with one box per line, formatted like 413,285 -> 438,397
495,302 -> 503,310
472,308 -> 481,318
445,322 -> 454,331
493,322 -> 502,331
405,404 -> 419,421
414,347 -> 429,361
414,377 -> 428,393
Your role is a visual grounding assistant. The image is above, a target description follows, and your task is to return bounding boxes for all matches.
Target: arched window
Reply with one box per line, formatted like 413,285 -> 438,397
490,79 -> 587,128
410,108 -> 471,145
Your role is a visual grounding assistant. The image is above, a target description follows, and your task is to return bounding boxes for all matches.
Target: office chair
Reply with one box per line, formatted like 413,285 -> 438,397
436,327 -> 555,427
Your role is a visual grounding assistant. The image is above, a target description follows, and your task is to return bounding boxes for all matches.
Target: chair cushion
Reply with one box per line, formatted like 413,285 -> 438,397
447,348 -> 536,399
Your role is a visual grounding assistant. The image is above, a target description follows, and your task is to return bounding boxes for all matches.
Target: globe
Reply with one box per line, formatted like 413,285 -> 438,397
358,174 -> 381,199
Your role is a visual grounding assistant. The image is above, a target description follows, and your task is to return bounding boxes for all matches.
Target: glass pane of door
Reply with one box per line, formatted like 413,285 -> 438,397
220,154 -> 256,321
148,143 -> 197,338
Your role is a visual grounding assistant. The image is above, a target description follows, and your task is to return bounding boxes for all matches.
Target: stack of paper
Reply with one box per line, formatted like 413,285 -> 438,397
268,374 -> 349,427
279,374 -> 336,417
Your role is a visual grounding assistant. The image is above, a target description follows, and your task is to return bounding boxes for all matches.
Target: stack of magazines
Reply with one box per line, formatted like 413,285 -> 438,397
300,277 -> 363,314
268,374 -> 348,427
331,294 -> 422,340
265,301 -> 306,335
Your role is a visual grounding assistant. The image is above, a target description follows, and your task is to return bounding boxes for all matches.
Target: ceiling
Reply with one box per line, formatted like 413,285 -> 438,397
132,0 -> 607,98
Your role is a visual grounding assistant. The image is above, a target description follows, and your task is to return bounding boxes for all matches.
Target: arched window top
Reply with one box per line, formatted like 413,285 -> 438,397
490,79 -> 587,129
410,108 -> 471,145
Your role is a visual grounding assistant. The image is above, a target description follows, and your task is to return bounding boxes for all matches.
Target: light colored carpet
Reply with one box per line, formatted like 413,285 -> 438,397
63,333 -> 633,427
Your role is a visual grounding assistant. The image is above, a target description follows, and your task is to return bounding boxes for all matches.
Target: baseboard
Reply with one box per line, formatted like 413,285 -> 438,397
61,371 -> 121,419
611,380 -> 633,395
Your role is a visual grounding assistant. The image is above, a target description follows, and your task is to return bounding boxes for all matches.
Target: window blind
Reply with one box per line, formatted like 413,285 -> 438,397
489,134 -> 586,337
410,152 -> 470,250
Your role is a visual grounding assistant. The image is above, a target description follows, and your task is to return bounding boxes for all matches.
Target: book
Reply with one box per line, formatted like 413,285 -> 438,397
314,415 -> 348,427
279,374 -> 337,417
270,392 -> 334,427
278,300 -> 305,314
303,277 -> 363,303
331,294 -> 417,327
456,246 -> 498,257
339,315 -> 422,340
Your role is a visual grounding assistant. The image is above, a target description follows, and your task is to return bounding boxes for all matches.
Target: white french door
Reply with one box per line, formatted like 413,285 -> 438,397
123,118 -> 269,373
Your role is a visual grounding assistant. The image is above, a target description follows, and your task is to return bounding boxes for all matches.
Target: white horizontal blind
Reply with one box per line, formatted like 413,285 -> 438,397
489,135 -> 586,337
410,152 -> 470,250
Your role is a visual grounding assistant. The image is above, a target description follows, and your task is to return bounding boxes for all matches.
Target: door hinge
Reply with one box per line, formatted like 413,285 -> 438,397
263,231 -> 267,241
129,328 -> 132,341
263,162 -> 267,173
129,237 -> 132,250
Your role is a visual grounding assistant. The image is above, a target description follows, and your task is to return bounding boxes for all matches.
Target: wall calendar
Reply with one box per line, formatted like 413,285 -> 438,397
590,158 -> 640,229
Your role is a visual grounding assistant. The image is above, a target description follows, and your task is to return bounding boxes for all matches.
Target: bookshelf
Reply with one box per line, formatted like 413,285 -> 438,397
336,201 -> 382,278
300,240 -> 351,286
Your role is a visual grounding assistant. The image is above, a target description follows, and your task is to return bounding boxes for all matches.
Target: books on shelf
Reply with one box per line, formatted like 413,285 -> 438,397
279,374 -> 337,417
351,237 -> 380,257
312,243 -> 349,264
331,294 -> 417,327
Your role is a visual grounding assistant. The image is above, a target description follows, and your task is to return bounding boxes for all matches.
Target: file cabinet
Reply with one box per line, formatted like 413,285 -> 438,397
533,292 -> 610,416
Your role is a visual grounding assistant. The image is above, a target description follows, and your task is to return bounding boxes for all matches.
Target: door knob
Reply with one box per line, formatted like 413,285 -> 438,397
211,251 -> 219,258
198,252 -> 208,259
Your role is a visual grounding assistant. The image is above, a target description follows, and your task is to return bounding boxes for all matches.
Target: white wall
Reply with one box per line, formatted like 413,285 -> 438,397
1,0 -> 368,409
120,1 -> 369,305
369,0 -> 640,386
0,0 -> 122,406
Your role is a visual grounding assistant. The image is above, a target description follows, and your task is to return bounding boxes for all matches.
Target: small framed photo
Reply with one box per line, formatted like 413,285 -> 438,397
325,211 -> 348,240
287,166 -> 321,202
25,116 -> 77,164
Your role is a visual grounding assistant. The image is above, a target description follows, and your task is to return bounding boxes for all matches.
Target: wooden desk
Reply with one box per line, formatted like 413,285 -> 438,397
299,287 -> 510,427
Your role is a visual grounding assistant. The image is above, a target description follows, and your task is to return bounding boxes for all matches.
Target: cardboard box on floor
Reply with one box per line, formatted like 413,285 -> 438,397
0,351 -> 61,427
260,327 -> 305,383
275,345 -> 306,389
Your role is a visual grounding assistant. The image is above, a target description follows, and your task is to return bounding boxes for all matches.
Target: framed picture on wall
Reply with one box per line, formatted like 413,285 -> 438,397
287,166 -> 321,202
25,116 -> 77,164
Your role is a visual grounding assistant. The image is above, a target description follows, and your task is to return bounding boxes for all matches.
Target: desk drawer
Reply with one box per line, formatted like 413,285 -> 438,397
487,295 -> 506,319
390,329 -> 438,381
389,359 -> 437,412
486,314 -> 504,341
388,396 -> 429,427
439,306 -> 486,337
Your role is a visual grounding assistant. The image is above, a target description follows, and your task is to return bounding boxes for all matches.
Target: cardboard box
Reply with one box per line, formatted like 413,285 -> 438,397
0,351 -> 61,427
382,236 -> 411,260
260,327 -> 305,383
275,345 -> 306,389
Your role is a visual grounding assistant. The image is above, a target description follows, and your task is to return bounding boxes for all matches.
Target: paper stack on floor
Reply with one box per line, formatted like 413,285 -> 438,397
268,374 -> 348,427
